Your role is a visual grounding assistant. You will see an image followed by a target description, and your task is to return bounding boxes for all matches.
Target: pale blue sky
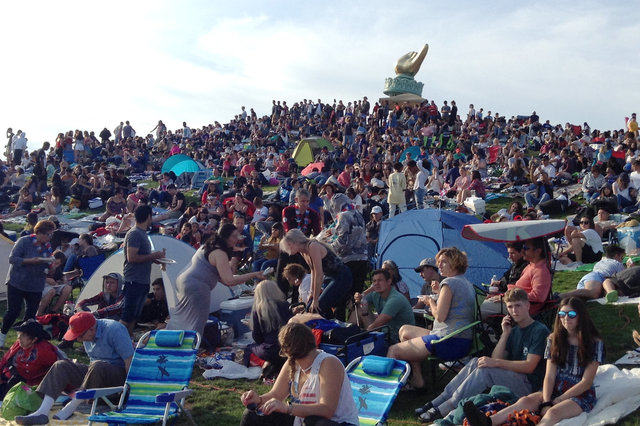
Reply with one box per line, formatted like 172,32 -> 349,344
1,1 -> 638,150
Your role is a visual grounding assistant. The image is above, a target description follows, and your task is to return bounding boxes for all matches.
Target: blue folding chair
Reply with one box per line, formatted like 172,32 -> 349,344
346,355 -> 411,426
76,329 -> 200,426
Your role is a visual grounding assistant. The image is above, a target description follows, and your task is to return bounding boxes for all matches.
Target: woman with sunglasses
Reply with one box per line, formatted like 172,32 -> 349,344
559,216 -> 603,265
464,297 -> 604,426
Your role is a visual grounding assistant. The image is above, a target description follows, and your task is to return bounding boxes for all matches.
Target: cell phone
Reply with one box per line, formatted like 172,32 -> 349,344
263,267 -> 274,275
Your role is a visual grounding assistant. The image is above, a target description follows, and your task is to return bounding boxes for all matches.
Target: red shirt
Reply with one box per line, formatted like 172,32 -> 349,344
0,340 -> 59,386
282,206 -> 321,237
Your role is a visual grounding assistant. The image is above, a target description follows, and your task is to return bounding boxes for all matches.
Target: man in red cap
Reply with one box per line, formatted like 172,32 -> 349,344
15,312 -> 133,425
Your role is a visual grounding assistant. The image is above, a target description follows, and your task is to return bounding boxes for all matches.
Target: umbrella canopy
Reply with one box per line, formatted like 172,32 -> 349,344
301,161 -> 325,176
461,219 -> 566,243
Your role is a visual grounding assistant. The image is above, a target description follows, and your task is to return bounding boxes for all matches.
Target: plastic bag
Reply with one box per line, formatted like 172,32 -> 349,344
1,381 -> 43,420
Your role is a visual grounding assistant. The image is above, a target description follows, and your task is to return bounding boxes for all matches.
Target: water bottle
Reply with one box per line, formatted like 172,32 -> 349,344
489,275 -> 499,293
360,298 -> 369,316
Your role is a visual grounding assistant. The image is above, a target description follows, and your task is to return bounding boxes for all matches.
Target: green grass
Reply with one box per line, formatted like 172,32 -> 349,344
4,190 -> 640,424
3,268 -> 639,426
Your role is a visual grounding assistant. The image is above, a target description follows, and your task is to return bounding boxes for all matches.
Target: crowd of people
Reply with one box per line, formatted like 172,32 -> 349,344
0,98 -> 639,424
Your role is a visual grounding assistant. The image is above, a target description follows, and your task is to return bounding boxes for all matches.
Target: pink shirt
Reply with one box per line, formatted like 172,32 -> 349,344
508,259 -> 551,307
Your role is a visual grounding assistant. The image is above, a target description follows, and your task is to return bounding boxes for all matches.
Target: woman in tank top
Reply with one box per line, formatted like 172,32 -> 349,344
240,322 -> 358,426
280,229 -> 352,318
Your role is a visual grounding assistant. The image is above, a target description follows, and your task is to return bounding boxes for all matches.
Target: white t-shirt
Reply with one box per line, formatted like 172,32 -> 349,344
251,206 -> 268,223
582,228 -> 603,254
630,171 -> 640,190
298,274 -> 312,304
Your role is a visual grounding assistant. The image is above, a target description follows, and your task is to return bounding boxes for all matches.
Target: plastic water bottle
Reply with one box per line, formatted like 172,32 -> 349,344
360,298 -> 369,316
491,274 -> 498,284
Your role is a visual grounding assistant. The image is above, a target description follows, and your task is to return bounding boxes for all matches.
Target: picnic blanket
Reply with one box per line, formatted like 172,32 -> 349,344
554,364 -> 640,426
202,359 -> 261,380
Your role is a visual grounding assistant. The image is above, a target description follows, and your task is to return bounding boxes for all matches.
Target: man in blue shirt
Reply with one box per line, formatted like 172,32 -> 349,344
15,312 -> 134,425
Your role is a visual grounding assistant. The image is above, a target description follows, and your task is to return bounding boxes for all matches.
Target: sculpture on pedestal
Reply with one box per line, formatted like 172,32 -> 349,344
383,44 -> 429,97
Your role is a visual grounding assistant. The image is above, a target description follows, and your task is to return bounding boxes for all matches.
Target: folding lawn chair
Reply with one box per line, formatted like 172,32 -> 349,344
76,329 -> 200,426
426,286 -> 487,383
346,355 -> 411,426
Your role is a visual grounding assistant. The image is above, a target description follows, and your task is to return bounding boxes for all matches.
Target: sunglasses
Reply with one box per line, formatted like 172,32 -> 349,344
580,221 -> 590,225
558,310 -> 577,319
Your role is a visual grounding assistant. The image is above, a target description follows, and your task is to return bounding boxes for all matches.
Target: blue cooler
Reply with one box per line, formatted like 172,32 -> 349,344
218,297 -> 253,336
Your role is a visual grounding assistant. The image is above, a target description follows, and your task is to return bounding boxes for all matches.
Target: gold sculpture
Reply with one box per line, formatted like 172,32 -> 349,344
394,44 -> 429,77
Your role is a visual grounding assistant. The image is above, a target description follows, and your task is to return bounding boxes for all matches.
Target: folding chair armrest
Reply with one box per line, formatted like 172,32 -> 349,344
431,320 -> 480,345
75,386 -> 124,400
156,389 -> 193,403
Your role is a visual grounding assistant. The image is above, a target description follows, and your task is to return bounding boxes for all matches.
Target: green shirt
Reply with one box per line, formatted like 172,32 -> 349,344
506,320 -> 550,390
365,288 -> 415,344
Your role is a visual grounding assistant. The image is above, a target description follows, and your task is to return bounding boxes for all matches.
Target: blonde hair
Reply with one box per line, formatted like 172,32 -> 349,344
279,228 -> 335,256
252,280 -> 286,333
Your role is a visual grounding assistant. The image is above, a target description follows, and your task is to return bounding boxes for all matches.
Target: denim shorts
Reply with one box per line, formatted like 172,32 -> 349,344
422,334 -> 472,361
121,281 -> 150,323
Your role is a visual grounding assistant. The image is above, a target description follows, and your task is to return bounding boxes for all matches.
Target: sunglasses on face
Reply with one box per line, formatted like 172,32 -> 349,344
558,310 -> 577,319
580,221 -> 590,225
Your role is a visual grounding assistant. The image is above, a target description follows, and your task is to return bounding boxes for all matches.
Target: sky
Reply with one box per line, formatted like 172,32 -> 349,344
1,1 -> 638,151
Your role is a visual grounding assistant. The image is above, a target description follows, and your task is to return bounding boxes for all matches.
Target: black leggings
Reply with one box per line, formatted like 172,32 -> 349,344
2,284 -> 42,335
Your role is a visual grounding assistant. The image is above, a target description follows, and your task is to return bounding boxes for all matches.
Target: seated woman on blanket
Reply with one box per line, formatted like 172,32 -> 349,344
240,322 -> 359,426
386,247 -> 476,390
246,280 -> 292,378
558,215 -> 603,265
463,297 -> 604,426
0,320 -> 60,400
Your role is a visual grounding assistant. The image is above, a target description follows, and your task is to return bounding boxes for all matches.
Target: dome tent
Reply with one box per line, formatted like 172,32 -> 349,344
292,137 -> 334,167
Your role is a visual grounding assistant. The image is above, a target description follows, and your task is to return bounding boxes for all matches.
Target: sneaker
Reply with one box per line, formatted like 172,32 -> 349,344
414,401 -> 433,416
419,407 -> 443,423
606,290 -> 619,303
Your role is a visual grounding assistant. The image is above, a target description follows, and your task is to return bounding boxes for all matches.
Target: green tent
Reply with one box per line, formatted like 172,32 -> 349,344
292,137 -> 334,167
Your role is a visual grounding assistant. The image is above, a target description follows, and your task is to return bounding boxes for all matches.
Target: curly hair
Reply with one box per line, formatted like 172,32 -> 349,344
436,247 -> 468,274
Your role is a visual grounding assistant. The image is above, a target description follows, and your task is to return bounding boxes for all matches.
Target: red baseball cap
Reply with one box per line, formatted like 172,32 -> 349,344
64,312 -> 96,341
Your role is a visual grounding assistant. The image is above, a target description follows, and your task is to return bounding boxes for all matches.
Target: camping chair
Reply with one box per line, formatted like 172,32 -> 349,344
77,253 -> 106,282
346,355 -> 411,426
76,329 -> 200,426
426,286 -> 487,384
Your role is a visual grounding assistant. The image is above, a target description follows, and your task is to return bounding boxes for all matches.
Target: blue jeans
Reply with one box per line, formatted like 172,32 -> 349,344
525,192 -> 550,208
318,266 -> 352,318
121,281 -> 150,323
252,258 -> 277,272
414,187 -> 426,209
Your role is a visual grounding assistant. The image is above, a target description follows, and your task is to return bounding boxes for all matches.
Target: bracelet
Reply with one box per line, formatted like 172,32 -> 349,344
539,401 -> 553,410
287,403 -> 293,416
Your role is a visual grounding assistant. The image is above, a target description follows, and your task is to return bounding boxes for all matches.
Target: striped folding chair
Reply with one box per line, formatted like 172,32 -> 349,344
76,329 -> 200,426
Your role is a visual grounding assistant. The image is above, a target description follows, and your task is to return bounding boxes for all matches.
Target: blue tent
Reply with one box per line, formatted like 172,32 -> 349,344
161,154 -> 202,176
161,154 -> 192,174
376,210 -> 510,297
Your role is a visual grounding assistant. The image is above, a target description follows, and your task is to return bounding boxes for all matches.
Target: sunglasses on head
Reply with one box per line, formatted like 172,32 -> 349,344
558,310 -> 577,319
